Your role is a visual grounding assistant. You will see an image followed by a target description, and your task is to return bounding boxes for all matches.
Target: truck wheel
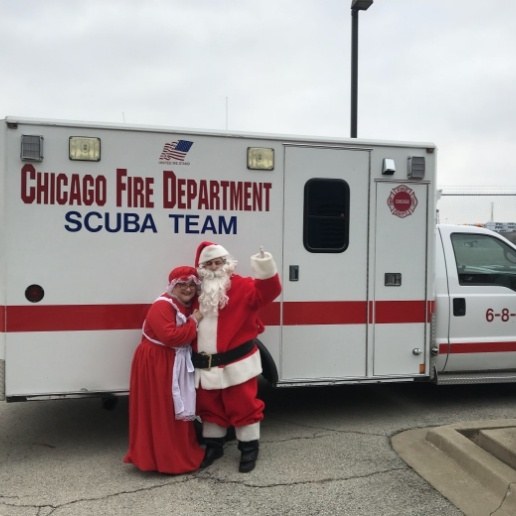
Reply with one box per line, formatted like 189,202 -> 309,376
256,339 -> 278,386
101,395 -> 118,411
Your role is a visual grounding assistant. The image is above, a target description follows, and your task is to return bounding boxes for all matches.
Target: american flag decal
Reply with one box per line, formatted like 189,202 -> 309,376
159,140 -> 194,161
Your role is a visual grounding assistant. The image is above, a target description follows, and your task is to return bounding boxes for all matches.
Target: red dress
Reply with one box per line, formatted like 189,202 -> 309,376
124,294 -> 204,474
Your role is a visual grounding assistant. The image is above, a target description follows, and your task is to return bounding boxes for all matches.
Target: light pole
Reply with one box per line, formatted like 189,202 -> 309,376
350,0 -> 373,138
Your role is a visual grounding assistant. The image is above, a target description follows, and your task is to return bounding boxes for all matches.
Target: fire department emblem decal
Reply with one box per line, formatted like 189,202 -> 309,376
387,185 -> 418,218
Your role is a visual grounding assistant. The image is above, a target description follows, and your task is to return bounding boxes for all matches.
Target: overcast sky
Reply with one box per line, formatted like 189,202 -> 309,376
2,0 -> 516,224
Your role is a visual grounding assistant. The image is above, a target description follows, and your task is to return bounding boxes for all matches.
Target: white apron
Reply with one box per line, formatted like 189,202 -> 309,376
142,296 -> 196,421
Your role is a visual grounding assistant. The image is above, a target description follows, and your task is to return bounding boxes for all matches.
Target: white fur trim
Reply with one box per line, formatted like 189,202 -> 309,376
203,421 -> 227,438
197,314 -> 218,355
195,350 -> 262,390
235,422 -> 260,441
250,251 -> 277,279
199,244 -> 229,265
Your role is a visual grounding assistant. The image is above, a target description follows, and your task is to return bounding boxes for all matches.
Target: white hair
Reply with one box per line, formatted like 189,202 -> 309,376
165,275 -> 200,296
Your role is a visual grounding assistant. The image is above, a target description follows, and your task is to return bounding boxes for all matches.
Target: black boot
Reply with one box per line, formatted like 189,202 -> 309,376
237,440 -> 259,473
200,437 -> 224,468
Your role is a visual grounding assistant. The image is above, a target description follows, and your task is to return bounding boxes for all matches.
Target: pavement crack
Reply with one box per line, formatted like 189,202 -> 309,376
198,466 -> 407,489
0,475 -> 200,514
266,416 -> 387,439
0,502 -> 57,515
490,481 -> 516,515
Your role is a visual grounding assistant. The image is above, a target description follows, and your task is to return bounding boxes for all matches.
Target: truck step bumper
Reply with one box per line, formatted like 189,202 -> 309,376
437,371 -> 516,385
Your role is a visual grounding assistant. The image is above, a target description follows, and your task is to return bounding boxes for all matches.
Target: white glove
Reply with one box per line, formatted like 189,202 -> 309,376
250,249 -> 277,279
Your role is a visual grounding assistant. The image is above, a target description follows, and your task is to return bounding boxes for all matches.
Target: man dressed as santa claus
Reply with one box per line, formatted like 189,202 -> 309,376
192,241 -> 281,473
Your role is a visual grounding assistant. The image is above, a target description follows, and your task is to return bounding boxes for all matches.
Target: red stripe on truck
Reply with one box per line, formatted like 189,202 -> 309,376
439,342 -> 516,354
283,301 -> 367,325
375,300 -> 429,324
3,304 -> 150,332
1,299 -> 432,332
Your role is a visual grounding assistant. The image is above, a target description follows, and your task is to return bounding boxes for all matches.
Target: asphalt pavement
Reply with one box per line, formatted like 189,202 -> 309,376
2,383 -> 516,515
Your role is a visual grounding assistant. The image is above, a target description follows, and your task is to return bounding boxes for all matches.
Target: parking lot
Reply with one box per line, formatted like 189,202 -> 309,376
3,382 -> 515,515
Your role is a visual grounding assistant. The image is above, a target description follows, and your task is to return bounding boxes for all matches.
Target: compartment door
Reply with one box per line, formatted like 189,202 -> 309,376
281,146 -> 370,381
372,181 -> 429,376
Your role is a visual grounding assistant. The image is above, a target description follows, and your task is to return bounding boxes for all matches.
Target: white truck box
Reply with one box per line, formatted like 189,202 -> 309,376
1,117 -> 515,401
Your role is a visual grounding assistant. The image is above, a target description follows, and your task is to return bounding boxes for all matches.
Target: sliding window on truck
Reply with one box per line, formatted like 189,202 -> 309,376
451,233 -> 516,291
303,178 -> 350,253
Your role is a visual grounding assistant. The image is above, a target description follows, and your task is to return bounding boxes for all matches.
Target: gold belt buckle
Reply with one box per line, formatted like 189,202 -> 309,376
200,351 -> 212,370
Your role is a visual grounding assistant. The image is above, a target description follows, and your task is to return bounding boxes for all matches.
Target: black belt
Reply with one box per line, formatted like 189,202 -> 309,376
192,340 -> 256,369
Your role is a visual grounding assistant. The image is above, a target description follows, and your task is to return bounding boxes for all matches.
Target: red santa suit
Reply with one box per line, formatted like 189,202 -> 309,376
193,242 -> 282,443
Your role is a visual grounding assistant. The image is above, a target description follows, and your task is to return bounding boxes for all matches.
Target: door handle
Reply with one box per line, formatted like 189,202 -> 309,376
453,298 -> 466,316
289,265 -> 299,281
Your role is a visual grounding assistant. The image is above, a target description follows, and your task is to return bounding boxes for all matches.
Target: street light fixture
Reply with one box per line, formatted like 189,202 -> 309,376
350,0 -> 373,138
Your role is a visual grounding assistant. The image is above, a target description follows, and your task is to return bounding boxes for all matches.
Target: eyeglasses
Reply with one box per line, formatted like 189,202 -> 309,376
176,283 -> 197,290
202,258 -> 226,267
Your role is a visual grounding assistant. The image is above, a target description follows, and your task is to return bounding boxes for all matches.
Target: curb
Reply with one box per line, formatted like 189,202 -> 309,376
392,419 -> 516,516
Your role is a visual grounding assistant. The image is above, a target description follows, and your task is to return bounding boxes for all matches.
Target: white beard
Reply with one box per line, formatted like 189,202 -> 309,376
198,262 -> 234,316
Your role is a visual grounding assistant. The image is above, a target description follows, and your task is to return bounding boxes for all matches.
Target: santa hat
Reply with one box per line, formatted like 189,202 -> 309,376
195,241 -> 229,267
168,266 -> 200,290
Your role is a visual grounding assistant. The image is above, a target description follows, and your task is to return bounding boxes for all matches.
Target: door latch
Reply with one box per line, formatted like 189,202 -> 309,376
289,265 -> 299,281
